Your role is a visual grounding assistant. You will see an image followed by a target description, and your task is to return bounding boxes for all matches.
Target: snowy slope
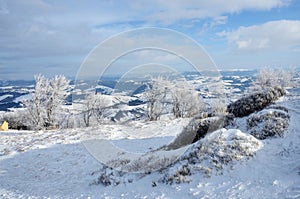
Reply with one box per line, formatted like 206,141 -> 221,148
0,90 -> 300,198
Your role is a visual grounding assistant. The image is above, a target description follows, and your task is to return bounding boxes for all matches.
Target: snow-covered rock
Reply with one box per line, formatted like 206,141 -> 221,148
166,112 -> 236,150
166,115 -> 227,150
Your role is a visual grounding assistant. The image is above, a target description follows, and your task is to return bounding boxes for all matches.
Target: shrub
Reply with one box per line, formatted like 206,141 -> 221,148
227,86 -> 285,117
1,110 -> 30,130
247,107 -> 290,139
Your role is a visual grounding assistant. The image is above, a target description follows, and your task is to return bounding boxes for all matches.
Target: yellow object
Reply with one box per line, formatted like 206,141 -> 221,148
0,121 -> 9,131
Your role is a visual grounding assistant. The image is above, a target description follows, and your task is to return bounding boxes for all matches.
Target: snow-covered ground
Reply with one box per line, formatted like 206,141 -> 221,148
0,89 -> 300,198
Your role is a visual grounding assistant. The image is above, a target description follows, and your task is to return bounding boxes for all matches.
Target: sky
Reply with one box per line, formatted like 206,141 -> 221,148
0,0 -> 300,80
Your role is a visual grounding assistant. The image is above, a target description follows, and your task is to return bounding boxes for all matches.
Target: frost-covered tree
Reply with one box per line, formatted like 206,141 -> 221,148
171,81 -> 205,118
93,94 -> 110,124
82,93 -> 94,127
144,76 -> 206,120
81,92 -> 110,127
45,75 -> 70,127
250,68 -> 294,92
144,76 -> 171,121
24,75 -> 48,129
277,69 -> 295,88
24,74 -> 70,129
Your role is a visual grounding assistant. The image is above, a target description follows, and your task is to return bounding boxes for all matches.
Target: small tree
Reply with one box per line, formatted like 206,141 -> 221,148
81,92 -> 110,127
93,94 -> 110,124
144,76 -> 170,121
144,77 -> 206,120
250,68 -> 295,92
171,81 -> 205,118
82,93 -> 94,127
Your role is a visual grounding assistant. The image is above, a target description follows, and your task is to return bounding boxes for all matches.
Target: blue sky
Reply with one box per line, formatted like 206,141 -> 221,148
0,0 -> 299,79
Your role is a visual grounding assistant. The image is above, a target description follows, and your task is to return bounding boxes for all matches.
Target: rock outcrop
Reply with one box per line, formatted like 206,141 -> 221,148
166,114 -> 227,150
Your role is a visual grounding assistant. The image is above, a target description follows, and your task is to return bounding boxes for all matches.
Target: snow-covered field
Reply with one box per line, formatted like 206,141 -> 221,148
0,89 -> 300,198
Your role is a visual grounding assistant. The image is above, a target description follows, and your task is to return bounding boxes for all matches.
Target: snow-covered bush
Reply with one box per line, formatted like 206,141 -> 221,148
250,68 -> 295,92
161,164 -> 191,184
1,110 -> 30,130
123,155 -> 176,173
162,129 -> 263,183
227,86 -> 285,117
105,154 -> 177,174
24,74 -> 70,129
188,129 -> 262,165
92,167 -> 128,186
93,155 -> 177,186
247,106 -> 290,140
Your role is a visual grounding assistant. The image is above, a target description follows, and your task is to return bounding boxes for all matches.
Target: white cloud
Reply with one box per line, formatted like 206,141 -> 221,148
198,16 -> 228,35
219,20 -> 300,51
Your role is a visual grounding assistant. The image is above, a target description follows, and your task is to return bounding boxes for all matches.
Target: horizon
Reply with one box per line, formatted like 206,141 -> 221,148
0,68 -> 260,81
1,67 -> 300,81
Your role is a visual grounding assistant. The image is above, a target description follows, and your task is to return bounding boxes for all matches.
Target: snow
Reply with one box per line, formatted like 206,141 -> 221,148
13,94 -> 32,103
0,95 -> 13,102
0,90 -> 300,198
240,78 -> 249,83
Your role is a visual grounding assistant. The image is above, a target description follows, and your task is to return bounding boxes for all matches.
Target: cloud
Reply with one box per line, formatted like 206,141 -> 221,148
128,0 -> 289,24
0,0 -> 289,51
219,20 -> 300,51
198,16 -> 228,35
